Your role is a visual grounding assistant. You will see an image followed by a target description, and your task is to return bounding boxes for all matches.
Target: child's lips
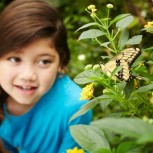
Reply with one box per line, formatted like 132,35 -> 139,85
15,85 -> 38,94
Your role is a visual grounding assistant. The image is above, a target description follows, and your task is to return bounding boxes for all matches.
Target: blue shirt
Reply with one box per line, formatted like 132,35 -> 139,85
0,74 -> 92,153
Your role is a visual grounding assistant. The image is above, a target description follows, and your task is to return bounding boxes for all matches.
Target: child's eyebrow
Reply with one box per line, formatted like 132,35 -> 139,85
37,53 -> 56,58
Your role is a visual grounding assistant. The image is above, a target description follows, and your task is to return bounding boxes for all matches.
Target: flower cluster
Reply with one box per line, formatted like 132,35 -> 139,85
87,5 -> 97,13
80,83 -> 94,100
67,147 -> 85,153
144,21 -> 153,33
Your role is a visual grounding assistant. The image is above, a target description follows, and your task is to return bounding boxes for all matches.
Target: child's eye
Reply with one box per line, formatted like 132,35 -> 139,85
38,59 -> 52,67
8,57 -> 21,63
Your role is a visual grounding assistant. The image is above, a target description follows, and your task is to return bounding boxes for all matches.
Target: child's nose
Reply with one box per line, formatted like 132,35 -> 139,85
19,66 -> 37,81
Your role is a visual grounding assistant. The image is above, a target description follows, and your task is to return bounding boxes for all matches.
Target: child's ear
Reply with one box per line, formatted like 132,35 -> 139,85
58,66 -> 63,73
58,66 -> 66,73
58,65 -> 61,71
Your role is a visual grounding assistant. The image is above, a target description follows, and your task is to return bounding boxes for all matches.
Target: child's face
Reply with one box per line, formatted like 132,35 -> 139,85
0,38 -> 61,108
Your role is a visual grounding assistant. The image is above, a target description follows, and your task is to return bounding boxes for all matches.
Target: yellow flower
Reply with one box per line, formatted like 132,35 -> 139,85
80,83 -> 94,100
67,147 -> 85,153
144,21 -> 153,28
87,5 -> 97,13
144,21 -> 153,33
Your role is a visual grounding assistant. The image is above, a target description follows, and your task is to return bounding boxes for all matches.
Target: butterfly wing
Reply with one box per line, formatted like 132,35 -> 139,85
101,48 -> 141,81
101,53 -> 122,77
120,48 -> 141,66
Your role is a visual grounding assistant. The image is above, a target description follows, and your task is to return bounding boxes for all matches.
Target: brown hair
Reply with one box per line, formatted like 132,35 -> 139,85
0,0 -> 70,123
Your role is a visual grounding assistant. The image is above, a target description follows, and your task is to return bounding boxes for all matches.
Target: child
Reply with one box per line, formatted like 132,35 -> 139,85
0,0 -> 92,152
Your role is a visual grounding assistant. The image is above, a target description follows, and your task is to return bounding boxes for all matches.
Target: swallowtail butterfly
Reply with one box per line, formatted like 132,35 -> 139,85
100,48 -> 141,81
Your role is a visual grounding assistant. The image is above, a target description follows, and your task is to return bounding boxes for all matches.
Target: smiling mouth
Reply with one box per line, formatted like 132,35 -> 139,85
15,85 -> 38,93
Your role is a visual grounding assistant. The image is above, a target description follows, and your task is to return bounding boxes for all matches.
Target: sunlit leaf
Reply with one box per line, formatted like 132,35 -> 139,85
110,14 -> 131,26
116,15 -> 134,29
78,29 -> 105,40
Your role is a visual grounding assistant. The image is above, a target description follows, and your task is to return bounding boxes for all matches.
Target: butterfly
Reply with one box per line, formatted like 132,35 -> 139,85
100,48 -> 141,82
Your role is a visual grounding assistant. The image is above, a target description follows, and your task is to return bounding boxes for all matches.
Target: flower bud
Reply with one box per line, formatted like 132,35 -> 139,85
93,64 -> 100,70
87,5 -> 96,10
87,5 -> 97,13
85,64 -> 93,70
106,4 -> 113,9
103,89 -> 109,93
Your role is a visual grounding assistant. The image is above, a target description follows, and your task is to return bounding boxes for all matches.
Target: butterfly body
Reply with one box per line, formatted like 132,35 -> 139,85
100,48 -> 141,81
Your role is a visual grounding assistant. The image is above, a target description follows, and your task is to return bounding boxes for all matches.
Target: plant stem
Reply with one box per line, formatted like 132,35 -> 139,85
105,28 -> 118,53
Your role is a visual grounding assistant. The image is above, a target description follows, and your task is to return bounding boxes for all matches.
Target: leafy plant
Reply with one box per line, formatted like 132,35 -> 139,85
77,4 -> 142,53
69,4 -> 153,153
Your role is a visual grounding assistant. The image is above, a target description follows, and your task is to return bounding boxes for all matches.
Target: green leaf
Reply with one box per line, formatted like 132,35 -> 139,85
92,118 -> 153,138
110,13 -> 131,26
124,80 -> 134,99
136,82 -> 153,93
70,95 -> 112,121
116,15 -> 134,29
147,60 -> 153,64
100,42 -> 110,47
118,29 -> 129,50
101,55 -> 110,60
116,141 -> 142,153
70,125 -> 110,152
94,148 -> 112,153
74,69 -> 102,85
78,29 -> 105,40
142,46 -> 153,51
137,133 -> 153,144
126,35 -> 142,45
76,22 -> 97,32
100,98 -> 112,111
